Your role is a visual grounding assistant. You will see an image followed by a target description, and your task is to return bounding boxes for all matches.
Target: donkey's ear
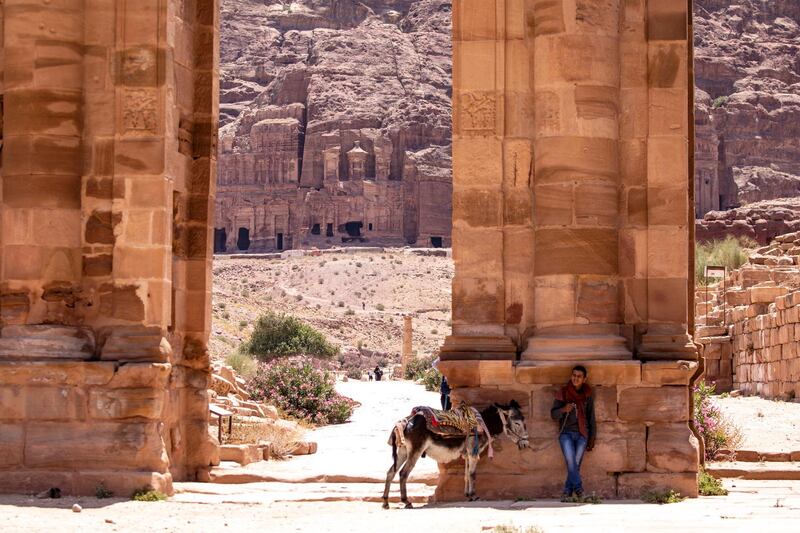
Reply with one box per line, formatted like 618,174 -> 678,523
509,399 -> 521,409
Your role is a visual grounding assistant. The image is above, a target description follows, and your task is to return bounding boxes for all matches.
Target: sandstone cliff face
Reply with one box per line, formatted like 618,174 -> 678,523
694,0 -> 800,216
216,0 -> 452,252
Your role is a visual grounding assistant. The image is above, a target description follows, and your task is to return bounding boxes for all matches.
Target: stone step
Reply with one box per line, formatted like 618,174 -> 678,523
716,450 -> 800,462
706,461 -> 800,480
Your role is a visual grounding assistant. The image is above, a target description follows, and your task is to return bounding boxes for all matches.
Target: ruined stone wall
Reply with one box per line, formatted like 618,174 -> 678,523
0,0 -> 218,495
695,232 -> 800,399
439,0 -> 700,500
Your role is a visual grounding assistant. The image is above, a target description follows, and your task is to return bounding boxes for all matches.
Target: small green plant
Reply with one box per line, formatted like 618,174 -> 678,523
376,303 -> 385,311
698,469 -> 728,496
561,492 -> 602,504
132,487 -> 167,502
295,294 -> 303,301
404,354 -> 442,391
219,303 -> 226,310
641,489 -> 684,504
711,95 -> 729,108
431,328 -> 438,334
239,320 -> 248,329
695,236 -> 754,285
222,312 -> 230,320
693,380 -> 743,459
225,350 -> 258,378
344,308 -> 355,316
493,526 -> 544,533
95,482 -> 113,499
241,289 -> 250,298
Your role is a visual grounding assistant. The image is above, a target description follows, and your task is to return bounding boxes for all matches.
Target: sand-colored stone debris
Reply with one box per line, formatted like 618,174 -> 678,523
0,0 -> 218,495
439,0 -> 700,500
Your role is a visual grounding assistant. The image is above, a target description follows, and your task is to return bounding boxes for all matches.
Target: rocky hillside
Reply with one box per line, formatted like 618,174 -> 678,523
216,0 -> 452,252
694,0 -> 800,216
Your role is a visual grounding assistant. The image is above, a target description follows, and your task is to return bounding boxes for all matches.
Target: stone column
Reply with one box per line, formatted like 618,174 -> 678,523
0,0 -> 218,496
522,0 -> 629,361
438,0 -> 699,501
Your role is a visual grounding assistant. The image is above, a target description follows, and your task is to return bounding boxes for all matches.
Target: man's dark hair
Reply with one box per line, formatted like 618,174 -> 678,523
572,365 -> 588,377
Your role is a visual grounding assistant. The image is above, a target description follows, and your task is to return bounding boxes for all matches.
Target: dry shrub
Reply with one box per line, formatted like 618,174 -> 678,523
227,421 -> 304,460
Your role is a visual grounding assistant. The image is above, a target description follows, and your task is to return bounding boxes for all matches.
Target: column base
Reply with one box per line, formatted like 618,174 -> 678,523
439,335 -> 517,360
638,332 -> 698,361
521,328 -> 632,361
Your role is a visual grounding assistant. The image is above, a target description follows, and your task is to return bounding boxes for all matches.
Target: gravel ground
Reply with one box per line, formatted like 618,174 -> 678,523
716,396 -> 800,452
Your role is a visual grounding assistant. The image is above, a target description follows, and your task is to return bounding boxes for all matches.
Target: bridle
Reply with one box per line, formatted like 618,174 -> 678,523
497,407 -> 529,447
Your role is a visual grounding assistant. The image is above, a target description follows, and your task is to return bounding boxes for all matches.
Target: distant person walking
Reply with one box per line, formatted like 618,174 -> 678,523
368,371 -> 373,381
374,366 -> 383,381
440,375 -> 451,411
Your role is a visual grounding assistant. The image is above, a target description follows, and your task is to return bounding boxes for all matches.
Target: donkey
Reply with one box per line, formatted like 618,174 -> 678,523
382,400 -> 529,508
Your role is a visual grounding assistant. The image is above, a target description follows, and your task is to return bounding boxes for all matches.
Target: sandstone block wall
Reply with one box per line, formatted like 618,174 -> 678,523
0,0 -> 219,495
695,231 -> 800,398
438,360 -> 699,500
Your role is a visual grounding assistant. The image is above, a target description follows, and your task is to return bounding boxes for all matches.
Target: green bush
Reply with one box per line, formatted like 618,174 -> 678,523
711,95 -> 729,108
243,311 -> 339,361
132,487 -> 167,502
404,354 -> 442,392
695,236 -> 754,286
247,358 -> 357,425
698,469 -> 728,496
95,483 -> 113,499
225,350 -> 258,378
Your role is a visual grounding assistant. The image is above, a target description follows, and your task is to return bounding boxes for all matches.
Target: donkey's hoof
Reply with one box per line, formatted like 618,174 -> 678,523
382,501 -> 390,510
403,502 -> 414,509
469,495 -> 480,502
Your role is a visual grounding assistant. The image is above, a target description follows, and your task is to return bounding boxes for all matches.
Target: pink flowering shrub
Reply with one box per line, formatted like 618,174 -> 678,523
247,357 -> 358,425
693,380 -> 742,460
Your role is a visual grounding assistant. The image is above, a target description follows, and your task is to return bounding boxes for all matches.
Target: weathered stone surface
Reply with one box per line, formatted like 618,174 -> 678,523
24,422 -> 169,471
617,472 -> 698,498
646,423 -> 700,473
618,387 -> 689,422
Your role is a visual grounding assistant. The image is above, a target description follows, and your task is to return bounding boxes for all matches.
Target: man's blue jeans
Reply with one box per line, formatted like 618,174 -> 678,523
558,431 -> 587,495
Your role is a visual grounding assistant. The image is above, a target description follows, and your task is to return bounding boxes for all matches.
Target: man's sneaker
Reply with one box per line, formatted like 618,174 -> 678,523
560,493 -> 572,502
574,490 -> 584,500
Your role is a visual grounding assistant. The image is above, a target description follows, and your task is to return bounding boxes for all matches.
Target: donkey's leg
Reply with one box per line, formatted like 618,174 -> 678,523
466,454 -> 480,501
399,447 -> 424,509
382,444 -> 408,509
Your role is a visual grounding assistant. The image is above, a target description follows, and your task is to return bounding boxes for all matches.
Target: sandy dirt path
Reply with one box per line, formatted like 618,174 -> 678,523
209,380 -> 440,484
2,479 -> 800,532
716,396 -> 800,452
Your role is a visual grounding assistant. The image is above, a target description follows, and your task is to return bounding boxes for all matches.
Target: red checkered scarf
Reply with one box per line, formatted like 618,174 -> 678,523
555,382 -> 592,438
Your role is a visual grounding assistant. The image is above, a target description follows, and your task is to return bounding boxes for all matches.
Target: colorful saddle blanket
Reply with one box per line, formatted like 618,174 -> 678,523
410,404 -> 482,438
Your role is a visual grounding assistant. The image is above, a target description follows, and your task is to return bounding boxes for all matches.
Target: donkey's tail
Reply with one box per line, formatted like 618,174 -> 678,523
389,419 -> 407,469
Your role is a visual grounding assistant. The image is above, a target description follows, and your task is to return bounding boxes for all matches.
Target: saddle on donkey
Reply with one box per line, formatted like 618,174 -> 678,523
410,404 -> 482,437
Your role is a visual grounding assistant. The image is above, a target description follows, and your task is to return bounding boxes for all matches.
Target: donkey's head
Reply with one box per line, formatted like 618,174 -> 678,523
494,399 -> 529,449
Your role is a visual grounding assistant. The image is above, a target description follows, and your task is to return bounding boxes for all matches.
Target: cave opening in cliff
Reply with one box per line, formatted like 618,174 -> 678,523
277,232 -> 284,250
237,228 -> 250,251
430,236 -> 443,248
344,221 -> 363,237
214,228 -> 227,253
311,224 -> 321,235
326,223 -> 334,237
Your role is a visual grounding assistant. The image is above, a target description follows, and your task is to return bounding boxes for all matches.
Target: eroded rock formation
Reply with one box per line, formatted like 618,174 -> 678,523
216,0 -> 452,252
694,0 -> 800,217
